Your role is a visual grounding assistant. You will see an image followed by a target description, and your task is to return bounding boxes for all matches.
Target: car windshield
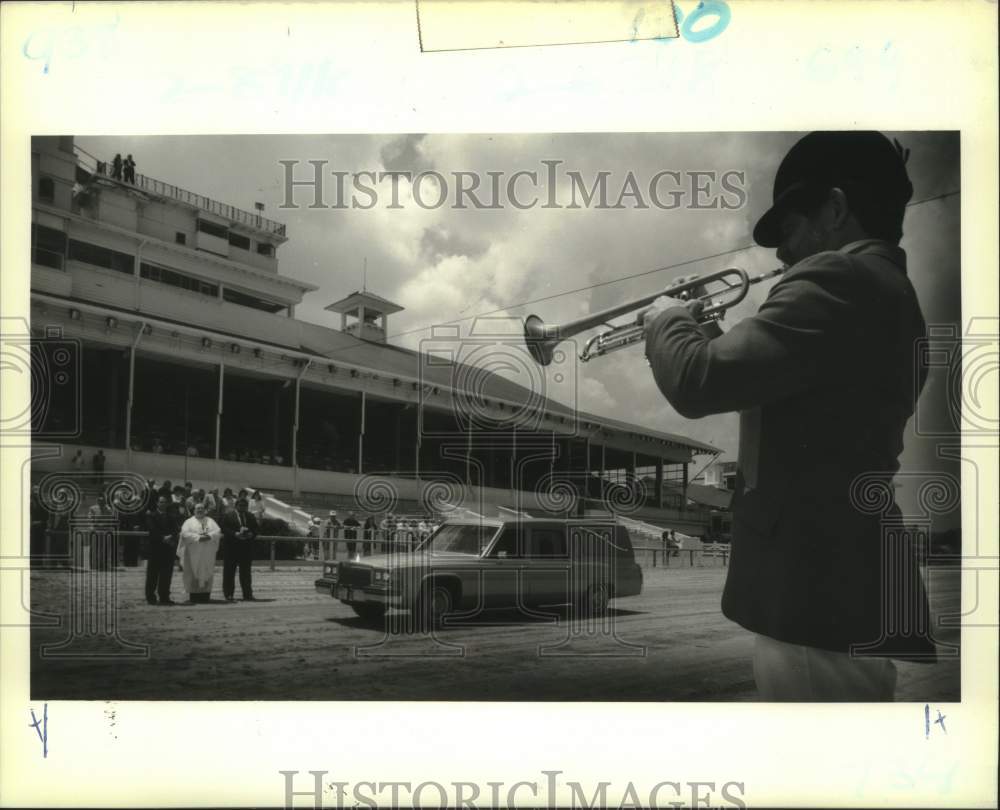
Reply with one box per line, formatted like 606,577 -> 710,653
423,524 -> 498,556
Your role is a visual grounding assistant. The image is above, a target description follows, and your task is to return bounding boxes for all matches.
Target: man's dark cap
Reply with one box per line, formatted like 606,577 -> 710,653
753,131 -> 913,247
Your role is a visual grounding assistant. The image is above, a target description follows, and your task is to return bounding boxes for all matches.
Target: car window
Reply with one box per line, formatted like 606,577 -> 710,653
489,527 -> 524,558
425,524 -> 498,555
527,528 -> 568,558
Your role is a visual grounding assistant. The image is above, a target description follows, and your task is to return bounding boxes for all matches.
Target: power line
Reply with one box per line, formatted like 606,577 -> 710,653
906,189 -> 960,207
384,188 -> 961,342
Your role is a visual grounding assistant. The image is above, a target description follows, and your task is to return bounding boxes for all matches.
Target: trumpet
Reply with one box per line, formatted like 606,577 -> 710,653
524,266 -> 786,365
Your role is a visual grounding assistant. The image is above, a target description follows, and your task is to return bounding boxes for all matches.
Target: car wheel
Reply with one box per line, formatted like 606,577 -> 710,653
415,582 -> 453,629
579,582 -> 609,617
351,603 -> 387,624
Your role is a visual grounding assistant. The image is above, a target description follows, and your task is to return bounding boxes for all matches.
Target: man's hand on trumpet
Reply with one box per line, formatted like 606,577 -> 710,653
638,275 -> 720,336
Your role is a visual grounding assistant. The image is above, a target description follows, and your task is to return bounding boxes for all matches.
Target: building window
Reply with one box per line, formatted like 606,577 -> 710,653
197,219 -> 229,240
228,232 -> 250,250
68,239 -> 134,275
256,242 -> 275,257
222,287 -> 285,313
175,232 -> 187,245
140,262 -> 219,297
38,176 -> 55,202
31,224 -> 67,270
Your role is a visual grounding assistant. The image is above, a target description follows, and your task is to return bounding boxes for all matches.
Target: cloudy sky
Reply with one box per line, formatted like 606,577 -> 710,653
76,132 -> 961,474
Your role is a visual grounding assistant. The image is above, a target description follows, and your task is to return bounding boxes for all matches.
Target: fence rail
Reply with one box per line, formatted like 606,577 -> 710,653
633,544 -> 729,568
39,529 -> 421,571
40,529 -> 729,572
83,155 -> 287,237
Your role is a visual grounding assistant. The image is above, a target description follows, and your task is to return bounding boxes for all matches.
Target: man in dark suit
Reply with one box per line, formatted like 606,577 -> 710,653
221,498 -> 259,602
145,495 -> 179,605
642,132 -> 934,700
343,510 -> 361,559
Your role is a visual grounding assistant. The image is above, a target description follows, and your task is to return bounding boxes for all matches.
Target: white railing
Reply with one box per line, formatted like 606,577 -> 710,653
77,145 -> 287,237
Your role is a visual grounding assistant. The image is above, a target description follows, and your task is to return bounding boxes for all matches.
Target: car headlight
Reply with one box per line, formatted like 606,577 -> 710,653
324,564 -> 337,578
372,570 -> 391,584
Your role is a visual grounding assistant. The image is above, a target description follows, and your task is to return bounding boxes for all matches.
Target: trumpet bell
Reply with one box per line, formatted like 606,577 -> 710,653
524,314 -> 556,366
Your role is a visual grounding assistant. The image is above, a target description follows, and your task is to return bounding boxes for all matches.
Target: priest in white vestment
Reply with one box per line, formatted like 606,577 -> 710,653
178,503 -> 221,603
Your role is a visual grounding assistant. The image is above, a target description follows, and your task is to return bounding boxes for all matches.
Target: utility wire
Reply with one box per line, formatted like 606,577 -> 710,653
383,188 -> 961,342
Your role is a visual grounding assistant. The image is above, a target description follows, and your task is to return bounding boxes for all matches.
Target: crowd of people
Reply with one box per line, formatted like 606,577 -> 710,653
127,434 -> 215,459
133,480 -> 267,605
32,467 -> 447,603
141,488 -> 263,605
43,478 -> 269,605
305,510 -> 440,559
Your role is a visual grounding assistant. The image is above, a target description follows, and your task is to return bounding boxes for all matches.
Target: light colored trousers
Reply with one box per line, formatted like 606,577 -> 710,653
754,634 -> 898,701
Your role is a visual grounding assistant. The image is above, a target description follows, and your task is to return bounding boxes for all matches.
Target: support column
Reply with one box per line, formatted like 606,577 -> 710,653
357,390 -> 366,474
291,360 -> 311,495
415,401 -> 422,481
124,321 -> 146,462
655,459 -> 664,509
182,381 -> 191,483
681,461 -> 689,513
394,408 -> 401,472
215,361 -> 224,460
466,425 -> 472,486
108,354 -> 121,447
271,386 -> 280,460
511,426 -> 517,491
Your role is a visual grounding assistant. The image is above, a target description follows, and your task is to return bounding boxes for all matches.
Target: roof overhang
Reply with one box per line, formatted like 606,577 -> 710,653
325,291 -> 404,316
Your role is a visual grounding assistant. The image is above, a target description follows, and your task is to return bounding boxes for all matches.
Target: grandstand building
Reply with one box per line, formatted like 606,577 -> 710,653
29,136 -> 718,533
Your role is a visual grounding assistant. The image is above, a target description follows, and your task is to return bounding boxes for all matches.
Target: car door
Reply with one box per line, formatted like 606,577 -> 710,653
524,526 -> 571,606
481,525 -> 525,608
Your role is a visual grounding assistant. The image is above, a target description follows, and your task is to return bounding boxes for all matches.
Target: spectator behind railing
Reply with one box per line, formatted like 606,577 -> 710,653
363,514 -> 378,556
343,510 -> 361,559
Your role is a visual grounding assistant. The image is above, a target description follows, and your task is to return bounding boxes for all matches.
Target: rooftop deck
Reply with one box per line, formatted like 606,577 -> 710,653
75,145 -> 288,238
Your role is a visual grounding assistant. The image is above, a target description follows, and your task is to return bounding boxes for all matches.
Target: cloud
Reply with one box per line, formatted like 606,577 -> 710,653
419,224 -> 489,264
379,134 -> 434,175
577,377 -> 618,413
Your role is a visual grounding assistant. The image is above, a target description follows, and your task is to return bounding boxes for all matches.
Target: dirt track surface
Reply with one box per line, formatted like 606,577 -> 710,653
29,564 -> 960,701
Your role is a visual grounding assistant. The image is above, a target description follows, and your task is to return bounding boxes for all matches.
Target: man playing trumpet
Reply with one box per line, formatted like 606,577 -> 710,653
641,131 -> 935,700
